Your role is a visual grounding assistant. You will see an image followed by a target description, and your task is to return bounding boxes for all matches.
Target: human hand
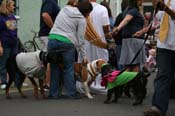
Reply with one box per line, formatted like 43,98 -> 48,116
105,32 -> 113,39
133,30 -> 143,38
112,27 -> 120,36
0,46 -> 3,56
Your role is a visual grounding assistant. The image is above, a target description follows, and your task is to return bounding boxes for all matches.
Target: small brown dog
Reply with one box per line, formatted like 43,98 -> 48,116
6,51 -> 47,99
74,59 -> 106,99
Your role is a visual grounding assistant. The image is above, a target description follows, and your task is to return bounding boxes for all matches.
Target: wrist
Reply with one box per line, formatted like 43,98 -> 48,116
141,29 -> 145,34
116,27 -> 120,32
164,5 -> 168,11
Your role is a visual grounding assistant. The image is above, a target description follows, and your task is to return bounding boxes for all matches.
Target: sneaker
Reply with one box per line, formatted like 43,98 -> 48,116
43,85 -> 50,92
143,106 -> 164,116
0,84 -> 6,90
22,83 -> 29,87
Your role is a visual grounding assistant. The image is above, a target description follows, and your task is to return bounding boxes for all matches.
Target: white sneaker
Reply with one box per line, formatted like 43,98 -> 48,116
1,84 -> 6,90
22,83 -> 29,87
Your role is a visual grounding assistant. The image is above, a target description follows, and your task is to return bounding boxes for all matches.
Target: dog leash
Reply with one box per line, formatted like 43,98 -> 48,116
119,6 -> 159,74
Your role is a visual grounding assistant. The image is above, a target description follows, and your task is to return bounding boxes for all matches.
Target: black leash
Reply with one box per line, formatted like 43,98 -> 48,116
119,6 -> 159,74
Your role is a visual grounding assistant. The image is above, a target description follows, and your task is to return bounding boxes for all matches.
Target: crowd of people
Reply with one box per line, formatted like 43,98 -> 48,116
0,0 -> 174,116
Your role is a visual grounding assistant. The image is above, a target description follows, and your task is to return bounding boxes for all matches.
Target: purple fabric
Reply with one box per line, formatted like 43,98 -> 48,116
101,70 -> 120,87
0,14 -> 18,47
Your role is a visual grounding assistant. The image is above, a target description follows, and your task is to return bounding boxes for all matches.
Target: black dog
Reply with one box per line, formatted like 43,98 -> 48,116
101,63 -> 148,105
5,49 -> 62,99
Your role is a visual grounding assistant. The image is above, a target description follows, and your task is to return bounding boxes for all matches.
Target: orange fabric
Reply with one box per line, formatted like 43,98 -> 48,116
159,0 -> 171,42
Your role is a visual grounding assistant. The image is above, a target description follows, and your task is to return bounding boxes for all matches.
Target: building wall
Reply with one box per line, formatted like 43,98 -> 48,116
18,0 -> 110,43
18,0 -> 41,43
17,0 -> 124,43
18,0 -> 153,43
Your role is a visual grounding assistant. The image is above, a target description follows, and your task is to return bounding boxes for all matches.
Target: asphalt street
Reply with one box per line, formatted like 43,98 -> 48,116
0,72 -> 174,116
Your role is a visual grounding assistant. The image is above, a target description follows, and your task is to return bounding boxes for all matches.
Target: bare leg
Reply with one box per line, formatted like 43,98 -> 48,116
39,79 -> 45,99
28,77 -> 39,99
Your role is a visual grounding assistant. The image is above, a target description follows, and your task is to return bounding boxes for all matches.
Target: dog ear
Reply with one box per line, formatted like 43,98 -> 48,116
96,60 -> 106,71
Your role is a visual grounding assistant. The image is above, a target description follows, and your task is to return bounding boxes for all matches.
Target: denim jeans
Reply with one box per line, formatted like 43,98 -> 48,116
47,39 -> 76,97
0,47 -> 17,84
152,48 -> 175,114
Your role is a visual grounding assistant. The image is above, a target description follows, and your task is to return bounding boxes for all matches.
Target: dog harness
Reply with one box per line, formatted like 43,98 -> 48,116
87,61 -> 100,81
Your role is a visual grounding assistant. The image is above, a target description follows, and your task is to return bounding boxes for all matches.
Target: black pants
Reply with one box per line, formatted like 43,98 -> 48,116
170,77 -> 175,98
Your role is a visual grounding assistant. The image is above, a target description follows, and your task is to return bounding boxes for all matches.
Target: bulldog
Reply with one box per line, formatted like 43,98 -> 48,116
74,59 -> 106,99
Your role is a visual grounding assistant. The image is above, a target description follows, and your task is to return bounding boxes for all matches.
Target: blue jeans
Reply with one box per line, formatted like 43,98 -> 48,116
0,47 -> 17,84
152,48 -> 175,114
47,39 -> 76,97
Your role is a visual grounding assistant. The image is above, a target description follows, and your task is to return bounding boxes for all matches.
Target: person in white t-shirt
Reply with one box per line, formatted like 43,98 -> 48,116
142,0 -> 175,116
84,0 -> 111,94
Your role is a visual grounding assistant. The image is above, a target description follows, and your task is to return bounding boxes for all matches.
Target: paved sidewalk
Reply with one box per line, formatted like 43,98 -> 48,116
0,72 -> 174,116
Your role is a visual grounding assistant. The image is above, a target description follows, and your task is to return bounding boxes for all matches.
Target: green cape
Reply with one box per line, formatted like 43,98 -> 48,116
107,71 -> 138,90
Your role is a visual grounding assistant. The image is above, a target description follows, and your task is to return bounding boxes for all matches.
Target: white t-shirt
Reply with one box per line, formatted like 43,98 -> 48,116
154,0 -> 175,50
16,51 -> 46,80
85,2 -> 110,62
83,2 -> 110,94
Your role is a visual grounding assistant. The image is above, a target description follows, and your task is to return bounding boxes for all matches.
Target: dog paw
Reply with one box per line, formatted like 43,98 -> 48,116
87,95 -> 94,99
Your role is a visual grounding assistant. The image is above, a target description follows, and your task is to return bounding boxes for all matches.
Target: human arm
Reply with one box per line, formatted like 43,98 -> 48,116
0,17 -> 3,56
113,14 -> 133,35
102,8 -> 113,39
41,1 -> 55,28
133,25 -> 156,37
0,41 -> 3,56
77,18 -> 88,64
133,12 -> 161,37
42,13 -> 54,28
158,0 -> 175,19
103,25 -> 112,39
85,16 -> 108,49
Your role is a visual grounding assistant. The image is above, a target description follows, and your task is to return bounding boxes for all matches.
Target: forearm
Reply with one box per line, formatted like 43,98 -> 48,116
164,6 -> 175,19
103,25 -> 112,39
114,15 -> 133,31
142,25 -> 155,34
117,18 -> 129,31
